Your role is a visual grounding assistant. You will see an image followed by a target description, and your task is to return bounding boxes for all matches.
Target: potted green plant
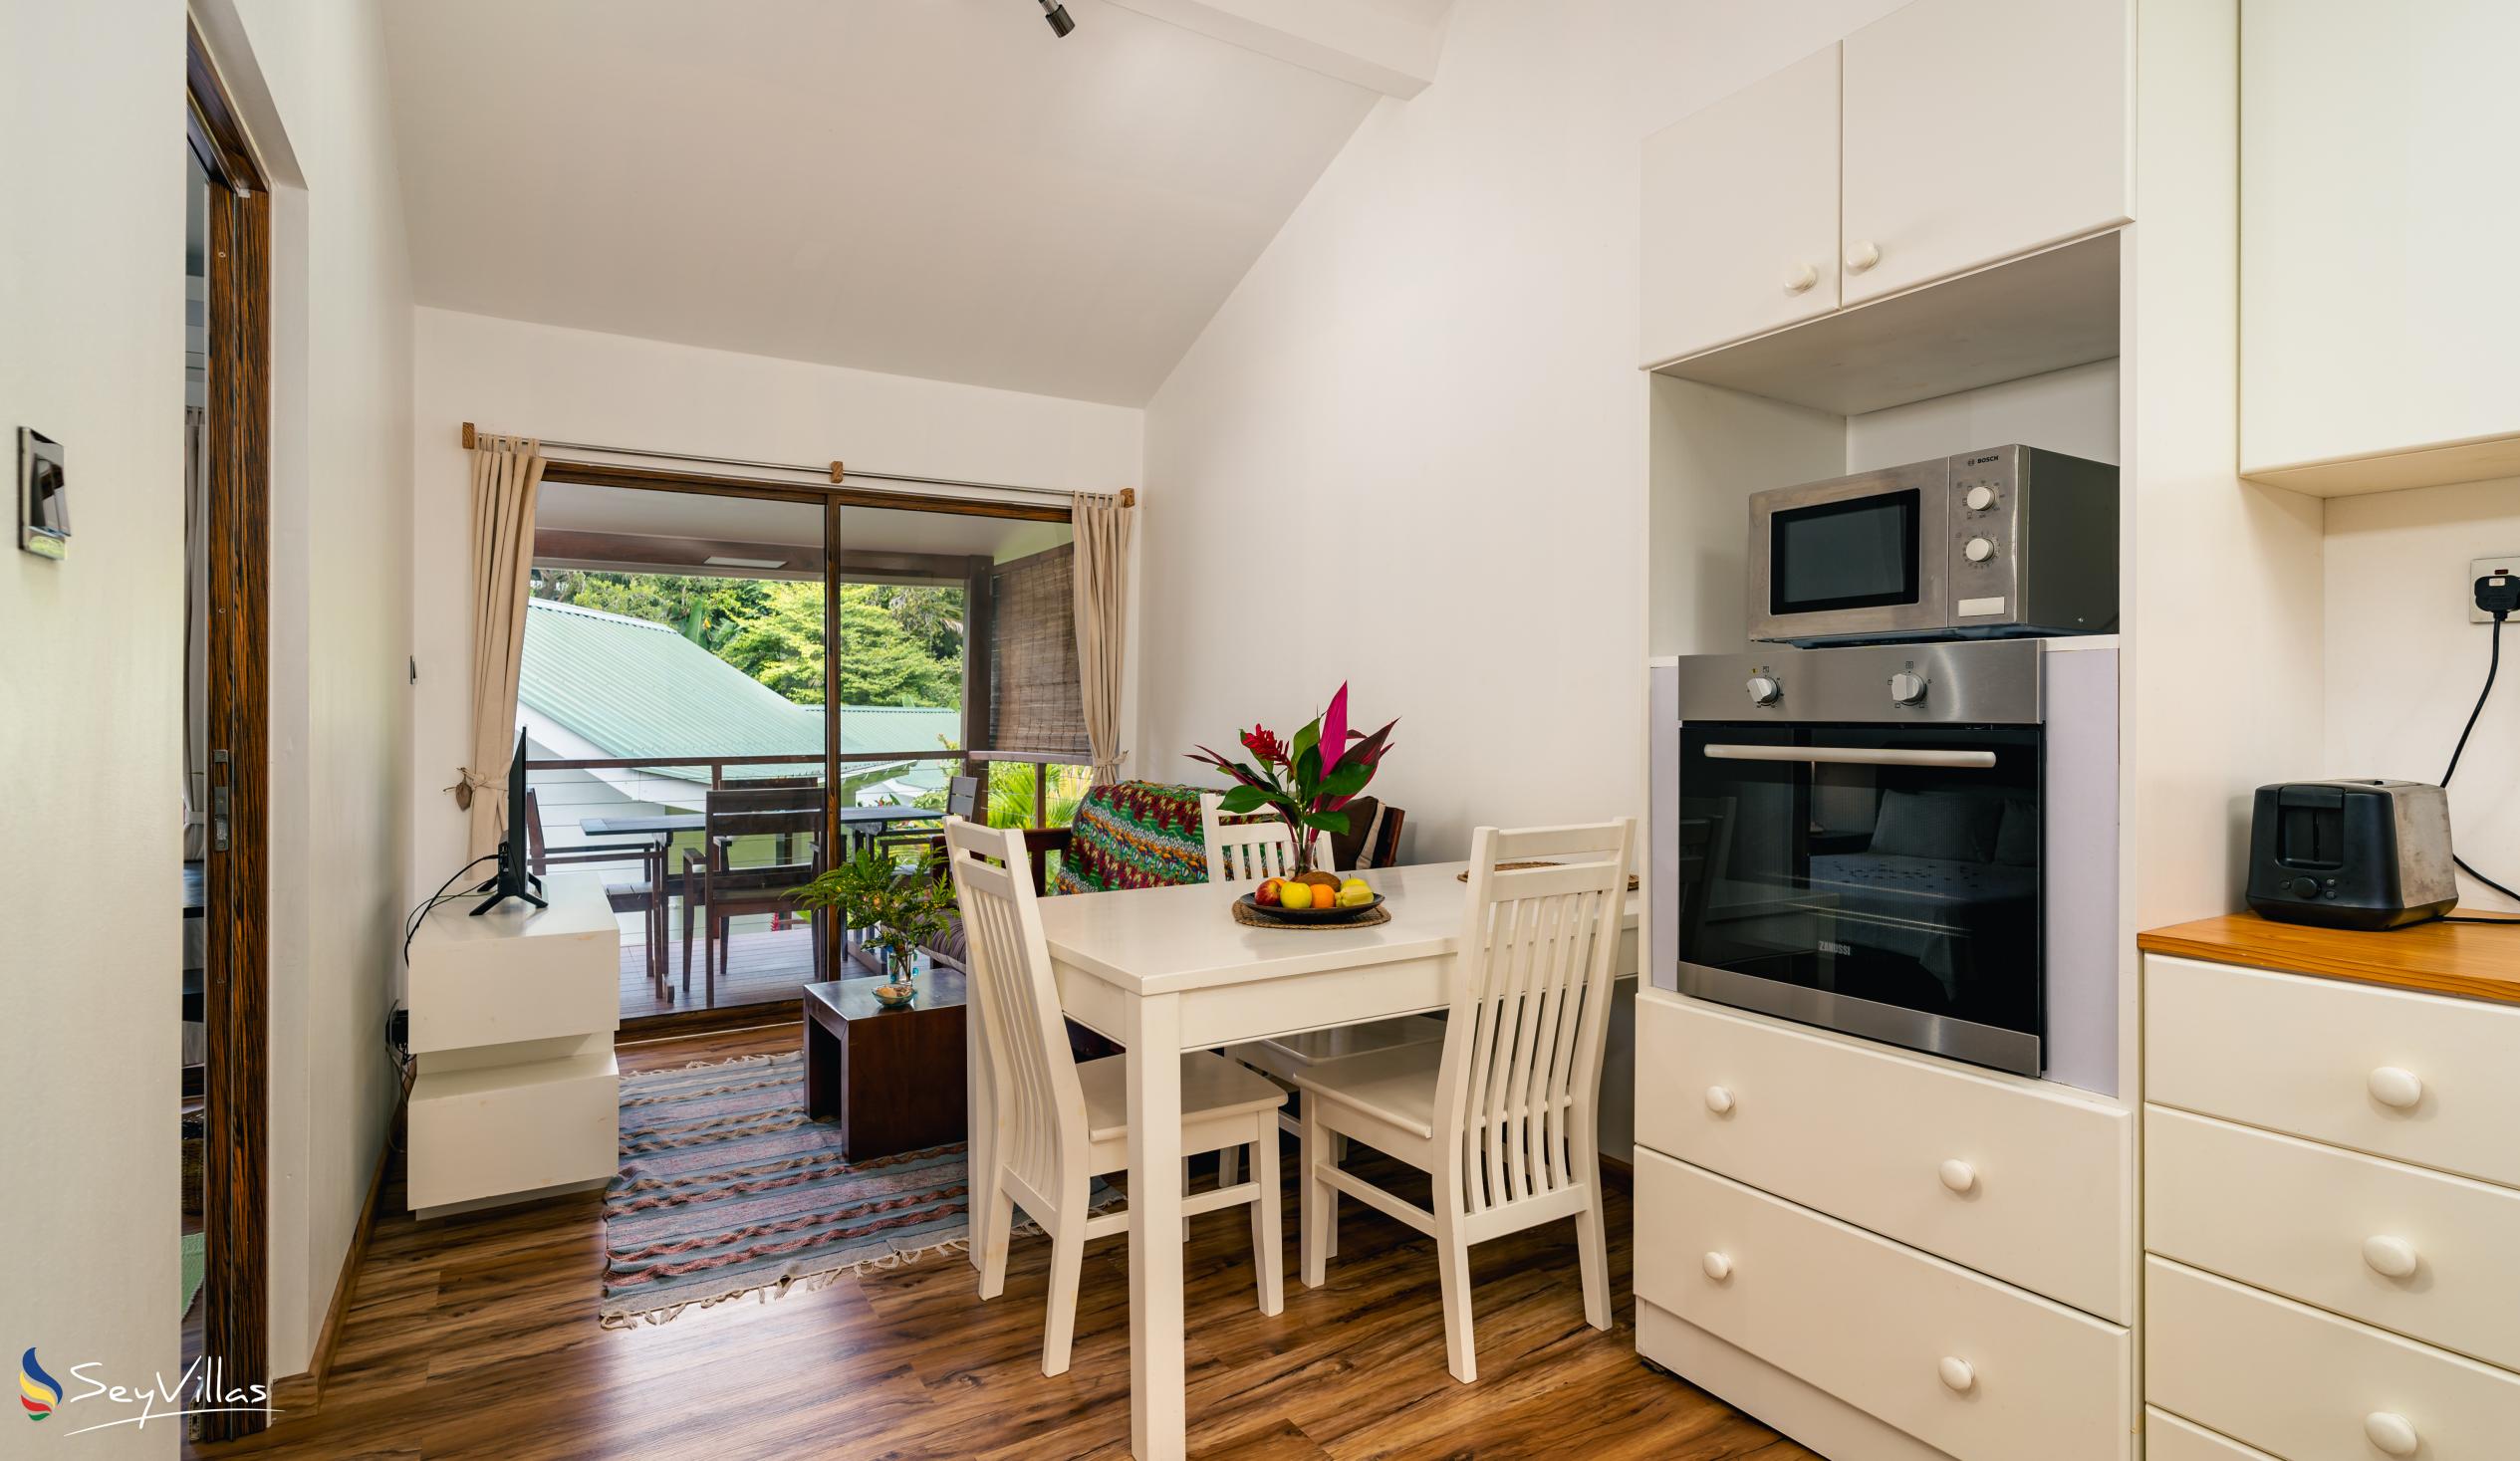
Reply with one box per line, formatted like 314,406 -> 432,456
791,843 -> 958,1007
1186,682 -> 1398,876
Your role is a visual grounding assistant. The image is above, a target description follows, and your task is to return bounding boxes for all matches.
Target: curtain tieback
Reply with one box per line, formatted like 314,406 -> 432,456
447,767 -> 505,812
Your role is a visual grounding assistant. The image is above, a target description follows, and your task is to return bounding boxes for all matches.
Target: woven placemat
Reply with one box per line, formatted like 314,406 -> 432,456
1459,860 -> 1640,892
1230,899 -> 1391,930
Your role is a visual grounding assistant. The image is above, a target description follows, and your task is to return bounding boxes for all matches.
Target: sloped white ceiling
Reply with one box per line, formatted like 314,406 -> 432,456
383,0 -> 1418,405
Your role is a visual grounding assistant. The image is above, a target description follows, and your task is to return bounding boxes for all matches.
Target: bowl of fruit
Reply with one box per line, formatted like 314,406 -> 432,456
1240,871 -> 1383,923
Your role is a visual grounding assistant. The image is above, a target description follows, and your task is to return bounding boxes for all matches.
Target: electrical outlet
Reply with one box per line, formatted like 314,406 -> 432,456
2473,555 -> 2520,623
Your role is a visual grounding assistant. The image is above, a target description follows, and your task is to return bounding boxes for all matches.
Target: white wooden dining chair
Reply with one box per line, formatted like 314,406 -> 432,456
1199,790 -> 1443,1216
942,816 -> 1289,1376
1198,790 -> 1333,883
1293,819 -> 1636,1384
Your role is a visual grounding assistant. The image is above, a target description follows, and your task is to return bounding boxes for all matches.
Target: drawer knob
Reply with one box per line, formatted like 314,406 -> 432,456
2368,1067 -> 2424,1109
1701,1251 -> 1733,1282
1783,261 -> 1819,296
2363,1234 -> 2420,1280
2364,1411 -> 2419,1457
1846,239 -> 1882,274
1704,1086 -> 1736,1115
1938,1159 -> 1978,1195
1937,1356 -> 1975,1394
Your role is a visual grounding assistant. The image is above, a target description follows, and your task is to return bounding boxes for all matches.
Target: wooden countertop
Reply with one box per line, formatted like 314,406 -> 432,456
2139,911 -> 2520,1006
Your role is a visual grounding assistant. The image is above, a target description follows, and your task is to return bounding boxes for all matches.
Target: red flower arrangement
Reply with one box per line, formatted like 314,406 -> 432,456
1188,683 -> 1397,874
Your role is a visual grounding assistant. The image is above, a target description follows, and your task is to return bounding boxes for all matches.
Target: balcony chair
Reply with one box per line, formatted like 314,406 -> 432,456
1294,819 -> 1634,1384
943,817 -> 1288,1376
522,788 -> 667,997
680,783 -> 829,1004
1200,792 -> 1444,1217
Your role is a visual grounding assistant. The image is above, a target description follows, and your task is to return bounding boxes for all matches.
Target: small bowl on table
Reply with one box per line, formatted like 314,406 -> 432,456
872,981 -> 917,1010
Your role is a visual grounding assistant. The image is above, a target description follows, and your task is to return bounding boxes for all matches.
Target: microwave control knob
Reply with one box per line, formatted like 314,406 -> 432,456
1963,536 -> 1997,563
1889,670 -> 1929,706
1963,485 -> 1997,512
1746,674 -> 1783,706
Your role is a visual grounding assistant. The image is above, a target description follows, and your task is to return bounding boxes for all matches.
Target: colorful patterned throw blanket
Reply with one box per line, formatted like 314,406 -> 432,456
1052,780 -> 1210,894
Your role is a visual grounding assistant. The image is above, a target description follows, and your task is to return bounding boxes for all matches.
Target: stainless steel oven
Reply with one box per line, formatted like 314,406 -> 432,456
1747,444 -> 2118,646
1666,640 -> 2050,1077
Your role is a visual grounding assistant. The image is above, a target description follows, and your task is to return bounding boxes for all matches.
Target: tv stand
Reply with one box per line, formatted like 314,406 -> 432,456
406,871 -> 619,1216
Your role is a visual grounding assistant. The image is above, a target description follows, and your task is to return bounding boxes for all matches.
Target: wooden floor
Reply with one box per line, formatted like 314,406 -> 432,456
195,1024 -> 1819,1461
618,921 -> 822,1021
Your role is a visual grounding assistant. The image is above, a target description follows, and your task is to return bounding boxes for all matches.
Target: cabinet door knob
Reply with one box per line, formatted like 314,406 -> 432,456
2363,1234 -> 2420,1279
1783,261 -> 1819,295
1937,1356 -> 1975,1393
1845,239 -> 1882,274
2364,1411 -> 2419,1457
1702,1251 -> 1733,1282
2369,1066 -> 2424,1109
1938,1159 -> 1978,1194
1704,1086 -> 1736,1115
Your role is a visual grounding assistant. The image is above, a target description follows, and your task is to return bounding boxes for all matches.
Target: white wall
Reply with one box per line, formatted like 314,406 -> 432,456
197,0 -> 420,1379
0,4 -> 186,1452
2126,0 -> 2326,930
407,309 -> 1143,907
1846,360 -> 2121,472
1136,0 -> 1908,856
2326,479 -> 2520,915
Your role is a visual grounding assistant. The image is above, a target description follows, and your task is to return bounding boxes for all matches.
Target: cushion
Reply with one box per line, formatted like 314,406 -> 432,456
1050,780 -> 1211,894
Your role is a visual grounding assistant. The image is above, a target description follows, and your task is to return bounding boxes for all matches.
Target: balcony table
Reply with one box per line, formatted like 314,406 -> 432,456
965,859 -> 1638,1461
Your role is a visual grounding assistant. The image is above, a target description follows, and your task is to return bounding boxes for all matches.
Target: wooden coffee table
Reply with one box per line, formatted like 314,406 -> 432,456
801,962 -> 969,1161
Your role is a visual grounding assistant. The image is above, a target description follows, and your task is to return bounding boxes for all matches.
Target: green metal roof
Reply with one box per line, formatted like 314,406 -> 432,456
518,599 -> 962,783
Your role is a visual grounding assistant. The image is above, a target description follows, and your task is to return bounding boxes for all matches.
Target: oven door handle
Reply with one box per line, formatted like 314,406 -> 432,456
1703,744 -> 1999,770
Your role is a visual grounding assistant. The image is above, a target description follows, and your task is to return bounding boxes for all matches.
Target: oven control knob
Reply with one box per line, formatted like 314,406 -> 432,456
1963,485 -> 1997,512
1963,536 -> 1997,563
1889,670 -> 1929,706
1746,674 -> 1783,706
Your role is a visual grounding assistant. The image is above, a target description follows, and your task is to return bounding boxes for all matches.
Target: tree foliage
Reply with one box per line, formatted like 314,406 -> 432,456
530,571 -> 964,709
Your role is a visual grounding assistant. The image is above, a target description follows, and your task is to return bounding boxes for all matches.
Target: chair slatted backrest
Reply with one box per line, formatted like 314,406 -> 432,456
943,817 -> 1086,1202
1436,820 -> 1636,1217
1199,792 -> 1336,883
704,783 -> 824,877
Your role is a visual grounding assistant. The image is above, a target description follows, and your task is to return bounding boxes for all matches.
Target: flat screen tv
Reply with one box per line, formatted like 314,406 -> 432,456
471,729 -> 545,915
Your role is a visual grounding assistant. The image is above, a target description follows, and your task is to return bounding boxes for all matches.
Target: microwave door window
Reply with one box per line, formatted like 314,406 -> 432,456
1676,725 -> 2043,1042
1770,489 -> 1921,615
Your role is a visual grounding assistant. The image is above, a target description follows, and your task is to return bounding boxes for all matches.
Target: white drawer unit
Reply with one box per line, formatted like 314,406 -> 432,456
1636,1149 -> 2131,1461
2147,1256 -> 2520,1461
2145,954 -> 2520,1189
2146,1105 -> 2520,1373
2145,1409 -> 2279,1461
1637,993 -> 2130,1321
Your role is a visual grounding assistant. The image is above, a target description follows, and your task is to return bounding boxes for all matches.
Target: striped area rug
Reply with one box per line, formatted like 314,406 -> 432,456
602,1051 -> 987,1328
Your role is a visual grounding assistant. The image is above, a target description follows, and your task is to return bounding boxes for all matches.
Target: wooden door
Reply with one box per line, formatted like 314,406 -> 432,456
1639,44 -> 1841,365
1841,0 -> 2129,305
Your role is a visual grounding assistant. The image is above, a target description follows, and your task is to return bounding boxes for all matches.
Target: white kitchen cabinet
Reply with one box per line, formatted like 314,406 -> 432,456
1639,46 -> 1840,366
2240,0 -> 2520,494
1639,0 -> 2128,371
1840,0 -> 2130,306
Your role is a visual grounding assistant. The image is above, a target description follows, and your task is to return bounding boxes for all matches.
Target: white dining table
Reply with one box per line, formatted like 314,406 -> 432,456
963,859 -> 1639,1461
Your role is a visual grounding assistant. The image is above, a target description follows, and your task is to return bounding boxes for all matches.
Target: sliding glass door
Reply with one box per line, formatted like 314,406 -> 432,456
520,480 -> 831,1019
515,476 -> 1098,1025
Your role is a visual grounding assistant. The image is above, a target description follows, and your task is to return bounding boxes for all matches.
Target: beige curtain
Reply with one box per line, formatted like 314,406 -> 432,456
463,435 -> 546,857
1070,491 -> 1134,786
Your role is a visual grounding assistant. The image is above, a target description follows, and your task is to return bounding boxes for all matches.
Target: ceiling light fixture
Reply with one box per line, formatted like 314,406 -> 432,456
1038,0 -> 1076,38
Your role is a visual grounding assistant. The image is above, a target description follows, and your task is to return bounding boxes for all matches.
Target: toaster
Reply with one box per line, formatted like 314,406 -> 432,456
2246,780 -> 2458,930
